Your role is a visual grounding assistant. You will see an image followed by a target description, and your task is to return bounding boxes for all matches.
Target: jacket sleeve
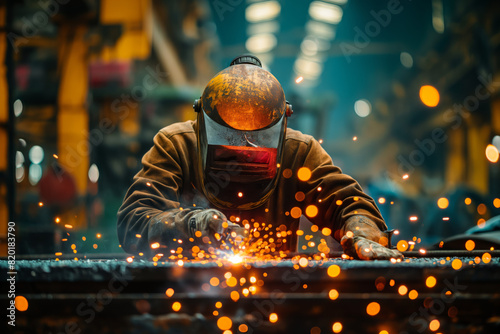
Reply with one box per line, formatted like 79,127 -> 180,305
117,130 -> 199,257
298,138 -> 388,241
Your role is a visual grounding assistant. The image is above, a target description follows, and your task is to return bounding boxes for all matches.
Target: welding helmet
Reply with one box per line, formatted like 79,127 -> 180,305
194,55 -> 293,210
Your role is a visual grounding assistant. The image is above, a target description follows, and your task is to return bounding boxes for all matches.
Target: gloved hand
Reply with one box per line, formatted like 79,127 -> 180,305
187,209 -> 243,249
340,215 -> 403,260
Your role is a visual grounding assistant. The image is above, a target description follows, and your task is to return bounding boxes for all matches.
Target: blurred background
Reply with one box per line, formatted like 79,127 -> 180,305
0,0 -> 499,256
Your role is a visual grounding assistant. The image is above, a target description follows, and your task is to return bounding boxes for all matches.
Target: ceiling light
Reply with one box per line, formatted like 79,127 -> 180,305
245,34 -> 277,53
246,1 -> 281,23
306,20 -> 337,40
309,1 -> 343,24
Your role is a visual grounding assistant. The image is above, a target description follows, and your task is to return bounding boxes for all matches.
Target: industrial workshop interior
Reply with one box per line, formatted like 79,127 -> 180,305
1,0 -> 500,333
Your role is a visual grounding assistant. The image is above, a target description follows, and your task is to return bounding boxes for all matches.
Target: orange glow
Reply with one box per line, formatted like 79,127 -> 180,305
269,313 -> 278,323
378,197 -> 386,204
485,144 -> 499,163
15,296 -> 28,312
379,331 -> 389,334
327,265 -> 341,278
64,224 -> 73,229
353,136 -> 358,141
295,191 -> 305,201
96,233 -> 102,239
38,202 -> 44,207
451,259 -> 462,270
172,302 -> 181,312
305,205 -> 318,218
332,322 -> 343,333
482,252 -> 492,264
290,207 -> 302,219
465,240 -> 475,251
419,85 -> 440,107
429,319 -> 440,331
426,276 -> 437,288
477,203 -> 487,215
437,197 -> 449,209
477,218 -> 486,228
165,288 -> 174,297
494,198 -> 500,208
398,285 -> 408,295
322,227 -> 332,236
226,276 -> 237,287
465,197 -> 472,205
231,291 -> 240,302
238,192 -> 243,197
397,240 -> 409,252
408,290 -> 418,300
217,316 -> 232,330
299,257 -> 309,267
55,217 -> 60,223
295,76 -> 304,83
126,257 -> 133,263
283,169 -> 293,178
297,167 -> 312,181
239,324 -> 248,333
210,277 -> 220,286
151,242 -> 160,249
402,174 -> 409,180
409,216 -> 418,222
366,302 -> 380,316
329,289 -> 339,300
336,200 -> 343,206
215,301 -> 222,309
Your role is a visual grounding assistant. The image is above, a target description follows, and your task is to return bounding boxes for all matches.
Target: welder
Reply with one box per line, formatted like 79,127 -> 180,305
117,55 -> 402,260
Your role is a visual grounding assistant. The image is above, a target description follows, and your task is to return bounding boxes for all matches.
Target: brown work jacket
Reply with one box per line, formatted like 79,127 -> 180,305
117,121 -> 387,257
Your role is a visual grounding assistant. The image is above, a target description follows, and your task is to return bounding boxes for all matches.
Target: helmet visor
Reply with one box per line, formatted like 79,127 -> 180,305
198,110 -> 286,209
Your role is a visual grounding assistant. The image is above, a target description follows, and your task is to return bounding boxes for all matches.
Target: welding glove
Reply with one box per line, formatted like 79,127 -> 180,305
340,215 -> 403,260
187,209 -> 243,249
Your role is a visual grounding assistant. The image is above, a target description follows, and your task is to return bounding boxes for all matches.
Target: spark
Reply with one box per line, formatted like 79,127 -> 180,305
366,302 -> 380,316
402,174 -> 409,179
295,76 -> 304,83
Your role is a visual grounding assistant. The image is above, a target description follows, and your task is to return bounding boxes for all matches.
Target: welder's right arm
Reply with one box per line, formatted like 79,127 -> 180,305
116,131 -> 231,257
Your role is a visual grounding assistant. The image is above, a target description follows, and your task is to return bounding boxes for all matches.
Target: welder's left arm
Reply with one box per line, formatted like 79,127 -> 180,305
298,138 -> 402,260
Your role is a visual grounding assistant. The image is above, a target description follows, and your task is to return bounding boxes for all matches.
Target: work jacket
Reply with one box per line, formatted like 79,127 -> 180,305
117,121 -> 387,257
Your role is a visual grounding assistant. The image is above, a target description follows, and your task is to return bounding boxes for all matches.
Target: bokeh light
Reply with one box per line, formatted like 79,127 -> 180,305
419,85 -> 440,107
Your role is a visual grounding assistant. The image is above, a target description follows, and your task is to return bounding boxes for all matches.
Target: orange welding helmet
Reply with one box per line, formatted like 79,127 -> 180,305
194,55 -> 293,210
